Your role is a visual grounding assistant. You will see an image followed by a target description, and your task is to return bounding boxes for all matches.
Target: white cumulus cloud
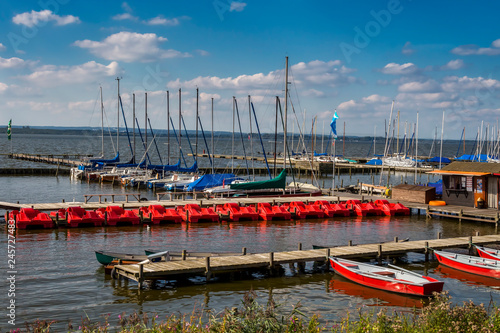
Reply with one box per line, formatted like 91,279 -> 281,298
0,56 -> 35,69
230,2 -> 247,12
379,62 -> 419,75
451,39 -> 500,56
144,16 -> 180,26
440,59 -> 464,70
12,10 -> 80,27
0,43 -> 5,52
20,61 -> 122,86
74,32 -> 191,63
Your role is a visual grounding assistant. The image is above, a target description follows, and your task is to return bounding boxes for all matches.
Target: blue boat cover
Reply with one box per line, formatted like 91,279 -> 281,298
366,158 -> 382,165
427,179 -> 443,196
427,156 -> 451,163
147,159 -> 181,171
89,152 -> 119,164
455,154 -> 489,162
185,173 -> 240,192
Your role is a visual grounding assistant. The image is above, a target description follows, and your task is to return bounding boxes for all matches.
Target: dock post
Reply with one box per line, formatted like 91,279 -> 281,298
425,241 -> 429,262
138,264 -> 144,289
182,250 -> 187,260
325,248 -> 330,271
205,257 -> 212,281
298,243 -> 302,250
469,235 -> 473,254
242,247 -> 247,255
269,252 -> 274,275
348,240 -> 353,246
437,231 -> 442,239
377,244 -> 382,264
459,209 -> 463,222
394,236 -> 398,243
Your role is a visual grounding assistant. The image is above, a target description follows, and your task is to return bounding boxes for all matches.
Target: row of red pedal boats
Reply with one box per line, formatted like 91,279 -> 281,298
329,244 -> 500,297
5,199 -> 410,229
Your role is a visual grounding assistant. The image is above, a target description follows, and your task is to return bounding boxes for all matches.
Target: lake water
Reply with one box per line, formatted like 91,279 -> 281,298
0,134 -> 497,331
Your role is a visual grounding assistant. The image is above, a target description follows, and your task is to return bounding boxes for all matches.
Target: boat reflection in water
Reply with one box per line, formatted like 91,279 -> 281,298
328,277 -> 427,308
435,265 -> 500,290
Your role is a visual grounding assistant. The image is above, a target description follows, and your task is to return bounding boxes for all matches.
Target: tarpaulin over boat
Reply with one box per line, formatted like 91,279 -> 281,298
96,158 -> 144,169
366,158 -> 382,165
455,154 -> 489,162
185,173 -> 239,192
147,159 -> 181,171
89,152 -> 119,165
230,169 -> 287,190
427,156 -> 451,163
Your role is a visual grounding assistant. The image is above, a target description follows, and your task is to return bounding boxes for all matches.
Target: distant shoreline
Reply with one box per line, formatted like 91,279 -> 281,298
3,126 -> 466,142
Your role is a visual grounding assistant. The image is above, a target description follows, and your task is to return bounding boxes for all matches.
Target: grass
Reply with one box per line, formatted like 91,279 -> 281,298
10,291 -> 500,332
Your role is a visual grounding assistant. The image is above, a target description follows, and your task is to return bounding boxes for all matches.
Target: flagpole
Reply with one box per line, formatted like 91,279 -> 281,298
332,139 -> 336,193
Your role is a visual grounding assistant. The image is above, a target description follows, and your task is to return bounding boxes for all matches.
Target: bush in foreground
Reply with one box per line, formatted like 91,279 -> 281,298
13,291 -> 500,332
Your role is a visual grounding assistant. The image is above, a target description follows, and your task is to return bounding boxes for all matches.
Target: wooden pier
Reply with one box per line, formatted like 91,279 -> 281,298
113,234 -> 500,287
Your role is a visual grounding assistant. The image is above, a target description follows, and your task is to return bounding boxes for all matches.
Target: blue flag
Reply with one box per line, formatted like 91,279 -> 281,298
330,111 -> 338,138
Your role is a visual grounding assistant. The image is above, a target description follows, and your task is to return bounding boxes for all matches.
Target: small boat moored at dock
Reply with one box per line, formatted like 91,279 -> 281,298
329,257 -> 444,297
474,245 -> 500,261
434,249 -> 500,278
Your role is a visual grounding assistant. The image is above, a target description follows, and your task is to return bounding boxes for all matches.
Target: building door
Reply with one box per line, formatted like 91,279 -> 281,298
488,177 -> 498,209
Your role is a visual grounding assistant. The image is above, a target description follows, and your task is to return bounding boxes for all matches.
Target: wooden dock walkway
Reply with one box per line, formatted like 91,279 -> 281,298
9,153 -> 90,167
113,234 -> 500,287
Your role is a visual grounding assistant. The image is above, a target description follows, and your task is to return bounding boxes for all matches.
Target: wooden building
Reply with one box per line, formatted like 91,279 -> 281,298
429,162 -> 500,209
392,184 -> 436,204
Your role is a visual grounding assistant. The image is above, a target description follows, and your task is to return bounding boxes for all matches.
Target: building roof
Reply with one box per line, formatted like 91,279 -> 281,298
431,161 -> 500,174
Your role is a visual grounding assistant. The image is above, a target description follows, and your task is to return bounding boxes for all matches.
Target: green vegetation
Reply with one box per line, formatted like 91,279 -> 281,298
12,291 -> 500,332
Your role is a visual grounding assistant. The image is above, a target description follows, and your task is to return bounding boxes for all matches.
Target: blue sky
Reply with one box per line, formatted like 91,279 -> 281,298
1,1 -> 500,139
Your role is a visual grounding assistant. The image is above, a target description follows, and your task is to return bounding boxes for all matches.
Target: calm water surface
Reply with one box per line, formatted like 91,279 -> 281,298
0,134 -> 497,331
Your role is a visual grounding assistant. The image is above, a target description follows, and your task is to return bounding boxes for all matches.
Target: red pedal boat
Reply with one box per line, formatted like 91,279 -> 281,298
374,200 -> 410,216
96,206 -> 140,226
257,202 -> 292,221
135,205 -> 182,224
345,200 -> 382,216
177,204 -> 219,223
329,257 -> 444,297
6,208 -> 54,229
434,249 -> 500,278
284,201 -> 325,219
315,200 -> 350,217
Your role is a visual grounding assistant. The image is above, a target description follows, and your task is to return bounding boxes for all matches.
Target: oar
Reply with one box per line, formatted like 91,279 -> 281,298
387,264 -> 425,277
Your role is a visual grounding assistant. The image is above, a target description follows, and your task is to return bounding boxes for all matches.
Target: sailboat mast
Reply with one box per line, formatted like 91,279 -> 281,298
248,95 -> 254,180
179,88 -> 182,162
439,110 -> 445,169
100,86 -> 104,157
415,111 -> 418,183
211,97 -> 214,175
167,90 -> 170,164
232,96 -> 235,174
133,93 -> 136,163
195,88 -> 199,160
116,77 -> 120,154
284,56 -> 289,171
145,92 -> 148,154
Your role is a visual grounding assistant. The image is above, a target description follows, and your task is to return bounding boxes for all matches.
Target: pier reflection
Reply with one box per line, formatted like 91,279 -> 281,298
435,265 -> 500,289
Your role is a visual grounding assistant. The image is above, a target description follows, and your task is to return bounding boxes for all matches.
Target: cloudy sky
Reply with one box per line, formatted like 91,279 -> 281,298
1,1 -> 499,139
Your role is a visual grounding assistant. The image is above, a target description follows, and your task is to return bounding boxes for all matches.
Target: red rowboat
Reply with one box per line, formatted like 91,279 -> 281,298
474,245 -> 500,261
329,257 -> 444,297
433,250 -> 500,278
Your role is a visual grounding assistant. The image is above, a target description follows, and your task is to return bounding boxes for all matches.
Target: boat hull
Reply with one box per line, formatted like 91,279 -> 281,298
434,250 -> 500,278
329,257 -> 443,297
